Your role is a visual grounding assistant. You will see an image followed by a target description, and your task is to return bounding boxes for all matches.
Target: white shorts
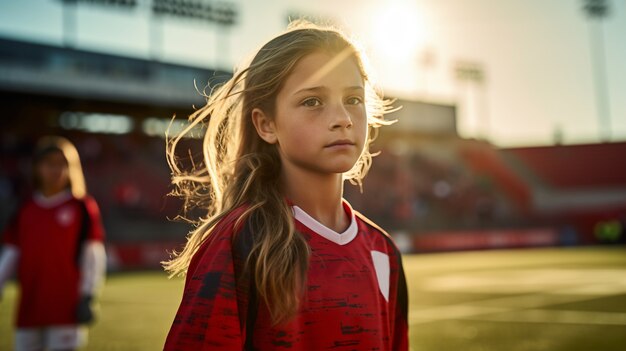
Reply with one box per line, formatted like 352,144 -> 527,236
15,325 -> 88,351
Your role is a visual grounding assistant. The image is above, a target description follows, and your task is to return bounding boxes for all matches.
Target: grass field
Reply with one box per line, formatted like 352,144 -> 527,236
1,245 -> 625,350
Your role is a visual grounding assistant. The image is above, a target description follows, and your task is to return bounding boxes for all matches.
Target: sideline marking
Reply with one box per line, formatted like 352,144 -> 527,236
409,268 -> 626,326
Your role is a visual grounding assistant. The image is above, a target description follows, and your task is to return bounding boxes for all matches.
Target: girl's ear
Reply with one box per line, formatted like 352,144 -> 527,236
251,108 -> 278,144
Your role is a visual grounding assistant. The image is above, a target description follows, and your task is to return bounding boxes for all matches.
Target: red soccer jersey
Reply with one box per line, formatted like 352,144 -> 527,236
2,191 -> 105,327
165,201 -> 409,350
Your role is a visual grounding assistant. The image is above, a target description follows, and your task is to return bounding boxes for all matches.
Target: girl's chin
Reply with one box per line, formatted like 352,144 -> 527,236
330,164 -> 358,175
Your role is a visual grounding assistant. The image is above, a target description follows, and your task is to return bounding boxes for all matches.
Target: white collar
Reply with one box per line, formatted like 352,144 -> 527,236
292,200 -> 358,245
33,190 -> 73,208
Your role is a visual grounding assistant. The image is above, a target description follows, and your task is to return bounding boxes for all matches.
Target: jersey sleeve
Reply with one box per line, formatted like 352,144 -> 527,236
83,196 -> 105,241
164,209 -> 255,351
391,247 -> 409,351
356,211 -> 410,350
1,208 -> 20,247
0,245 -> 19,295
79,241 -> 107,296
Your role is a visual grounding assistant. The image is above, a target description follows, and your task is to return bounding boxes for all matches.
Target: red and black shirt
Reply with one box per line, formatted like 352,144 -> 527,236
165,200 -> 408,350
2,191 -> 105,327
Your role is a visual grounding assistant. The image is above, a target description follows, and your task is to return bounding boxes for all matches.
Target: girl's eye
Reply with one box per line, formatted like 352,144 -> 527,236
302,98 -> 322,107
346,96 -> 363,105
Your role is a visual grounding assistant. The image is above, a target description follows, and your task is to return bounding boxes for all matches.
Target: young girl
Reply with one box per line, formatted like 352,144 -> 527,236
164,21 -> 408,350
0,136 -> 106,351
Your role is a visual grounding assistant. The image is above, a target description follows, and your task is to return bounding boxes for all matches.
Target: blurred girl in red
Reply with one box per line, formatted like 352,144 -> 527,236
0,136 -> 106,351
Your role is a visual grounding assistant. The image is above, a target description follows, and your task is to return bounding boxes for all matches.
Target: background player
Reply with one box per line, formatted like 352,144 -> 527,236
163,21 -> 408,350
0,136 -> 106,351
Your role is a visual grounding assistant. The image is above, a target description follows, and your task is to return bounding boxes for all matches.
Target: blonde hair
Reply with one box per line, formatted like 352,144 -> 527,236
33,135 -> 87,199
164,20 -> 394,324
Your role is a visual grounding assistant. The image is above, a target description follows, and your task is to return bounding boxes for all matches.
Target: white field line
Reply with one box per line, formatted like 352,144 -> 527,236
464,309 -> 626,326
409,268 -> 626,326
410,292 -> 626,326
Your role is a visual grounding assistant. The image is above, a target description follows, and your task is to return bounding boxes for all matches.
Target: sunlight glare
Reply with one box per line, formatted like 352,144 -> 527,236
370,2 -> 424,63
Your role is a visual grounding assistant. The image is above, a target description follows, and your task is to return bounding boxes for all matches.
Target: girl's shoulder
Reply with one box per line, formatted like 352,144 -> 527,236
75,194 -> 102,213
189,205 -> 252,261
211,204 -> 251,239
353,210 -> 390,237
78,194 -> 97,204
353,210 -> 401,255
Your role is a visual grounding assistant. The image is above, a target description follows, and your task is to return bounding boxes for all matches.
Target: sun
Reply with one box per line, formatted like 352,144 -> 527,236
369,1 -> 425,64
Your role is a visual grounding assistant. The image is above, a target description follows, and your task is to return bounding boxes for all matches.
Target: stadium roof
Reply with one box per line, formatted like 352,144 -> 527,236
0,37 -> 231,108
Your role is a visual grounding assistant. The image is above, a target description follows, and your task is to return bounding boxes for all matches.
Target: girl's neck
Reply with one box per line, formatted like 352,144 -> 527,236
34,188 -> 72,208
39,186 -> 68,198
282,166 -> 348,233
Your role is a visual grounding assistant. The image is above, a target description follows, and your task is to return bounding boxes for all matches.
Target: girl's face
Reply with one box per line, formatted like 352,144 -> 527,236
259,51 -> 367,177
37,150 -> 70,195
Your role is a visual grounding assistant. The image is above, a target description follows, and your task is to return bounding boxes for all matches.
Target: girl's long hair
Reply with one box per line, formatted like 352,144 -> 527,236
33,136 -> 87,199
163,20 -> 395,324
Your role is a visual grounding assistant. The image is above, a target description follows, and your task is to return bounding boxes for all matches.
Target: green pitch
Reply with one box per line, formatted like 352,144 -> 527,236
1,246 -> 625,350
404,246 -> 626,351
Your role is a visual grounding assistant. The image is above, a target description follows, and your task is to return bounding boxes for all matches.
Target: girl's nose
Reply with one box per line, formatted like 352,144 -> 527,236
330,104 -> 353,130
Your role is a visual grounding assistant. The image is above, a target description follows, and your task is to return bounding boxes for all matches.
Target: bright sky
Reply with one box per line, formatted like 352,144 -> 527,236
1,0 -> 624,147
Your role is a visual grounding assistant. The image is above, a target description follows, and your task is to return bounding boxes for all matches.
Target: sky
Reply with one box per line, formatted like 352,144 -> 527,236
0,0 -> 624,147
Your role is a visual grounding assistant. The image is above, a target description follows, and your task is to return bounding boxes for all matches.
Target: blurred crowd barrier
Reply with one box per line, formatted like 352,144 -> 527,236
2,131 -> 625,270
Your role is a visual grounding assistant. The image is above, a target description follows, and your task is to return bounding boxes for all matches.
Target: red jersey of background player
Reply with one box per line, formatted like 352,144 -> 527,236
165,200 -> 409,350
1,191 -> 105,327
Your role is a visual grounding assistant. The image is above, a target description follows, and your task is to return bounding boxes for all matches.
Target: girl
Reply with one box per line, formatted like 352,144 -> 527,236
164,21 -> 408,350
0,136 -> 106,351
